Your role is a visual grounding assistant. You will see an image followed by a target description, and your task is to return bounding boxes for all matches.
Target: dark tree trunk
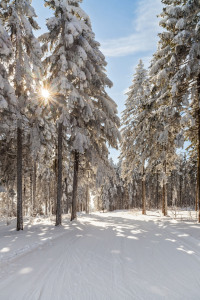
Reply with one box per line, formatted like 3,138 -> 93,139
195,175 -> 198,212
65,178 -> 69,214
56,123 -> 63,226
17,120 -> 23,231
162,184 -> 166,216
71,151 -> 79,221
170,173 -> 173,207
132,191 -> 135,209
48,182 -> 50,215
45,183 -> 48,216
162,180 -> 167,216
156,171 -> 159,209
30,168 -> 33,216
142,166 -> 146,215
197,74 -> 200,222
33,161 -> 37,214
179,173 -> 182,208
53,158 -> 58,215
23,176 -> 26,216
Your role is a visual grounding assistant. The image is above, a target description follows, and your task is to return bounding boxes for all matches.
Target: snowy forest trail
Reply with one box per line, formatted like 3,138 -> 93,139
0,211 -> 200,300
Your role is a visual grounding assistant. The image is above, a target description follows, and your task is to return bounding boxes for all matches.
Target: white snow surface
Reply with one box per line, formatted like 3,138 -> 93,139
0,210 -> 200,300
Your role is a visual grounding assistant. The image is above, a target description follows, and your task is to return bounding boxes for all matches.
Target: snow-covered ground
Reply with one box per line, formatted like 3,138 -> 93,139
0,210 -> 200,300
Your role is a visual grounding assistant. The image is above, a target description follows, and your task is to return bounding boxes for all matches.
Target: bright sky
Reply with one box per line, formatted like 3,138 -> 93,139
32,0 -> 163,163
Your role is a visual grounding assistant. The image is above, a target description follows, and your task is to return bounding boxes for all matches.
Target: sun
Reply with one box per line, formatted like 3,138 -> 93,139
41,88 -> 50,100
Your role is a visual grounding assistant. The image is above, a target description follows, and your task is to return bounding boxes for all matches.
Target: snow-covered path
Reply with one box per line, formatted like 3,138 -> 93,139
0,211 -> 200,300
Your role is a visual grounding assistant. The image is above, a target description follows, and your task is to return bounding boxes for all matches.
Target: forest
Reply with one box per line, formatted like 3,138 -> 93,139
0,0 -> 200,229
1,1 -> 200,299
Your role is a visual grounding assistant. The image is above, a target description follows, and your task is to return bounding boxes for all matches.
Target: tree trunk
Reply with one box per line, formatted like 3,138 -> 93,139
23,175 -> 26,216
156,171 -> 159,209
30,168 -> 33,216
71,151 -> 79,221
195,176 -> 198,211
86,185 -> 89,214
17,120 -> 23,231
65,178 -> 69,214
45,182 -> 48,216
6,192 -> 10,226
162,180 -> 168,217
197,74 -> 200,222
33,161 -> 37,214
142,166 -> 146,215
53,158 -> 58,215
170,173 -> 173,207
162,184 -> 166,216
56,122 -> 63,226
49,181 -> 51,215
179,173 -> 182,208
97,196 -> 100,211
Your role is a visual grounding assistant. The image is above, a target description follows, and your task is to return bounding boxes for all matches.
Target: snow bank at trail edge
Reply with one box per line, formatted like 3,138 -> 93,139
0,215 -> 72,263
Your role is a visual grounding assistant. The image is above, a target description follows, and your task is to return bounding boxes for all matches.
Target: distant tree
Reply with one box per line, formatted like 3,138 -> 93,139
121,60 -> 150,215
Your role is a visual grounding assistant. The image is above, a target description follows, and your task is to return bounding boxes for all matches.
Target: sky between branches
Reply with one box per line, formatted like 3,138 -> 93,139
32,0 -> 163,162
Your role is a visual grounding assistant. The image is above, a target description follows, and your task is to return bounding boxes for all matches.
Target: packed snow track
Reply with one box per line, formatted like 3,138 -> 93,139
0,210 -> 200,300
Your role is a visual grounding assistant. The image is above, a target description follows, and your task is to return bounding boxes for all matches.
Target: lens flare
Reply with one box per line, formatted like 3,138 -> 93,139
41,88 -> 50,99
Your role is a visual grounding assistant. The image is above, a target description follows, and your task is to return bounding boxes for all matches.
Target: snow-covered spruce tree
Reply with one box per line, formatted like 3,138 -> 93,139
41,0 -> 120,222
147,0 -> 188,215
1,0 -> 43,230
154,0 -> 200,218
0,18 -> 18,220
0,20 -> 17,134
146,82 -> 179,216
171,0 -> 200,220
121,60 -> 151,215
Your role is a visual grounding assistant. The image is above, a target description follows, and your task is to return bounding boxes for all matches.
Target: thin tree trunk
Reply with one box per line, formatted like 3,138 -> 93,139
170,173 -> 173,207
17,120 -> 23,231
134,185 -> 137,208
86,185 -> 89,214
197,74 -> 200,222
6,192 -> 10,226
11,195 -> 14,217
156,171 -> 159,209
45,182 -> 48,216
162,183 -> 167,216
65,178 -> 69,214
49,181 -> 51,215
162,174 -> 167,217
30,168 -> 33,216
142,166 -> 146,215
162,160 -> 168,216
97,196 -> 100,211
56,123 -> 63,226
71,151 -> 79,221
33,161 -> 36,214
23,175 -> 26,216
132,191 -> 135,209
53,158 -> 58,215
180,173 -> 182,208
195,177 -> 198,211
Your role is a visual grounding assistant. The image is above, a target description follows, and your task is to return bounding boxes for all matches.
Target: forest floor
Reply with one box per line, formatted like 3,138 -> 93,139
0,209 -> 200,300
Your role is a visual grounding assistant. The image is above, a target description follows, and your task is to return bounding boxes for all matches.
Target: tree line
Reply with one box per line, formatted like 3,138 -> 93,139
0,0 -> 120,229
119,0 -> 200,220
1,0 -> 200,227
